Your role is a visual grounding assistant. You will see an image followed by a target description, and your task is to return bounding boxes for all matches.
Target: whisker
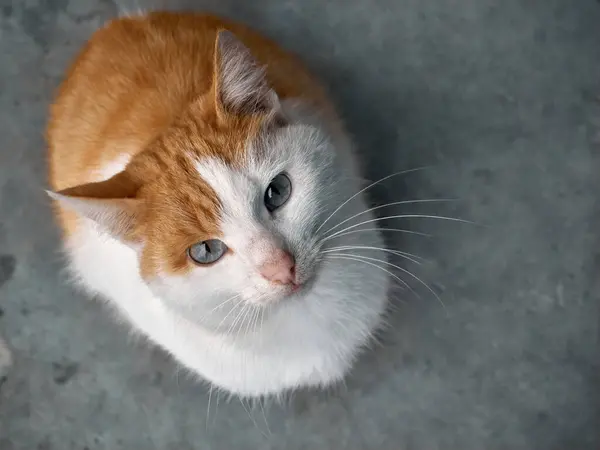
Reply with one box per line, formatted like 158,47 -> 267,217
315,166 -> 432,234
207,293 -> 242,315
240,306 -> 253,338
206,385 -> 214,432
328,227 -> 432,240
239,397 -> 268,439
332,253 -> 448,315
199,293 -> 243,328
324,198 -> 456,236
322,245 -> 427,265
258,305 -> 268,346
246,306 -> 260,337
230,302 -> 252,339
215,298 -> 244,333
326,253 -> 412,293
234,293 -> 268,338
251,307 -> 261,336
324,214 -> 476,242
214,390 -> 221,425
260,306 -> 266,331
247,305 -> 256,332
233,305 -> 256,347
259,397 -> 272,437
226,304 -> 244,336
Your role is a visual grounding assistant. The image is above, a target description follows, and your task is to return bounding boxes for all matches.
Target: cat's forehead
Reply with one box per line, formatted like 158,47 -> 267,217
137,127 -> 263,277
146,109 -> 271,196
146,116 -> 322,239
190,123 -> 328,211
194,156 -> 256,215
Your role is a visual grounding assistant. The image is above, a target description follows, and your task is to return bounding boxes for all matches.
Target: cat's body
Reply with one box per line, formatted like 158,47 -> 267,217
47,11 -> 389,397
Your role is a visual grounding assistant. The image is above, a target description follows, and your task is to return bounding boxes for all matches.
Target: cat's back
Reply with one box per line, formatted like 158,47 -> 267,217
47,11 -> 331,193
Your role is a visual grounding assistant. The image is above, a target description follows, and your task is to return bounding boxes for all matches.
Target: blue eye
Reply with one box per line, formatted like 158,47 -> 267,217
188,239 -> 227,265
264,173 -> 292,212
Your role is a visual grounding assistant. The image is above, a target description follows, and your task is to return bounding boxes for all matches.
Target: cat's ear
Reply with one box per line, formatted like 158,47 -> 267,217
47,171 -> 142,242
212,30 -> 279,115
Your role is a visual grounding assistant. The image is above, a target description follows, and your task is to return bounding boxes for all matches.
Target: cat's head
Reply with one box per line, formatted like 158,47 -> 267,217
49,31 -> 349,324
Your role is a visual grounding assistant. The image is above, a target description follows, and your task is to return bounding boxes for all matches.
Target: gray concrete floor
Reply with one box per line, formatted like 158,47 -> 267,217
1,0 -> 599,449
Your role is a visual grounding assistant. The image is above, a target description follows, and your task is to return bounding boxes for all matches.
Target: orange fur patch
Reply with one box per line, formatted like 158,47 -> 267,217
47,11 -> 334,278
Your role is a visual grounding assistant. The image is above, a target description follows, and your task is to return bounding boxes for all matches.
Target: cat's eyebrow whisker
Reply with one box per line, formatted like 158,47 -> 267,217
324,214 -> 476,242
323,198 -> 456,236
325,254 -> 413,293
331,252 -> 448,315
327,227 -> 432,240
322,245 -> 427,266
315,166 -> 432,234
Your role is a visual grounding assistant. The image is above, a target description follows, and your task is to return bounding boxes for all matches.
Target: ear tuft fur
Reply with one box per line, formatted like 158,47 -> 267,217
214,30 -> 279,115
47,172 -> 142,241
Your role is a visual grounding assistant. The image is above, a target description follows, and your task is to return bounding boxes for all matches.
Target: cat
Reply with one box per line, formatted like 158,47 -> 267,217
46,11 -> 390,398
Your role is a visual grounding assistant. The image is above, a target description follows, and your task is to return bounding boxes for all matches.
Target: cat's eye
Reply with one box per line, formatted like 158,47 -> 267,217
264,173 -> 292,212
188,239 -> 228,265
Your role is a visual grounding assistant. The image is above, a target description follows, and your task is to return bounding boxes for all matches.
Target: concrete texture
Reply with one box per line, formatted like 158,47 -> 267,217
1,0 -> 599,448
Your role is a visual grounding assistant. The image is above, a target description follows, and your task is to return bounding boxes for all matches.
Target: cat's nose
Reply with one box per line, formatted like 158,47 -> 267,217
259,249 -> 296,285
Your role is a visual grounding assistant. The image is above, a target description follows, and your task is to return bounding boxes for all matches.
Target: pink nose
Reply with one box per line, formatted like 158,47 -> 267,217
259,250 -> 296,285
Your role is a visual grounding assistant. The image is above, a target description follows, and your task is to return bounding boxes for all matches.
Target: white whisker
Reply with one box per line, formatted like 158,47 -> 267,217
328,227 -> 432,240
239,397 -> 266,437
326,253 -> 412,292
215,298 -> 244,333
232,293 -> 269,339
324,214 -> 476,242
231,302 -> 252,339
315,166 -> 432,234
322,245 -> 427,265
332,253 -> 448,315
246,306 -> 260,337
258,306 -> 267,346
214,390 -> 221,424
324,198 -> 456,235
252,307 -> 261,336
226,304 -> 245,336
259,398 -> 272,437
207,293 -> 242,315
206,385 -> 214,432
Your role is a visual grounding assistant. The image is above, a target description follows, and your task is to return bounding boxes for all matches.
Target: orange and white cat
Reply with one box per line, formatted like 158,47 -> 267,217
46,11 -> 389,397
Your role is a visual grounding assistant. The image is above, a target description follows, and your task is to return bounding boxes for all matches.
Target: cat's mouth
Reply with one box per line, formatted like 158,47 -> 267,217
289,279 -> 315,299
288,257 -> 321,298
251,265 -> 318,305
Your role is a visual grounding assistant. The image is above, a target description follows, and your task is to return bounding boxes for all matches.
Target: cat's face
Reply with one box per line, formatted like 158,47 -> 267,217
50,30 -> 347,326
141,110 -> 339,319
139,103 -> 336,312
